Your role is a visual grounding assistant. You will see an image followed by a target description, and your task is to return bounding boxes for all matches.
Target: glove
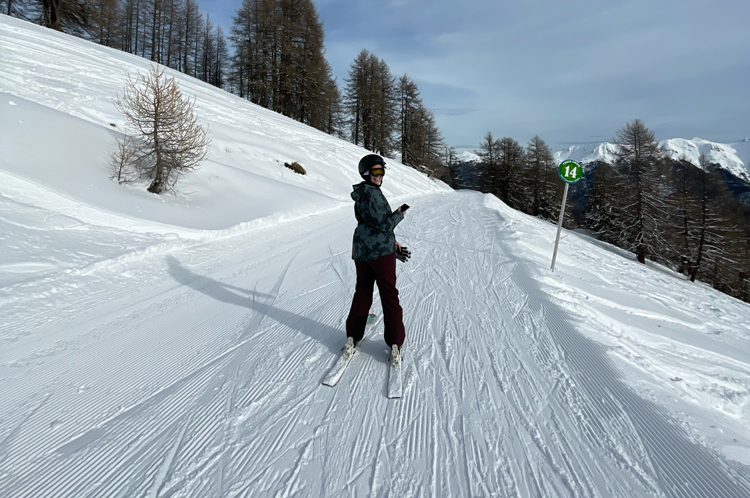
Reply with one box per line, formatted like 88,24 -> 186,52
396,246 -> 411,263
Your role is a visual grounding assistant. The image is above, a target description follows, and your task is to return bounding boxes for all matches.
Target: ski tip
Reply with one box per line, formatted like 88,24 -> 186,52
387,360 -> 402,399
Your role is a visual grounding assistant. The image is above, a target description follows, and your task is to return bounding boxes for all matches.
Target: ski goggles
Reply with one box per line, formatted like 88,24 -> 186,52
369,168 -> 385,177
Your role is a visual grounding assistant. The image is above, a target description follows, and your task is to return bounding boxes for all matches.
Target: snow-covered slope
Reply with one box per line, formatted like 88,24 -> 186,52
555,138 -> 750,181
661,138 -> 750,180
456,150 -> 481,163
553,142 -> 621,167
0,16 -> 448,235
2,15 -> 750,498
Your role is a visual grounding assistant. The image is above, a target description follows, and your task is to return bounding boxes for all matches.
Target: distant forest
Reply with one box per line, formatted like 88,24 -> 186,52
456,121 -> 750,303
2,0 -> 449,180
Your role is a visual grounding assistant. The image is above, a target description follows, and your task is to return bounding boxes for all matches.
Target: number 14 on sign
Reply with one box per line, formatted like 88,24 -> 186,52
563,163 -> 579,180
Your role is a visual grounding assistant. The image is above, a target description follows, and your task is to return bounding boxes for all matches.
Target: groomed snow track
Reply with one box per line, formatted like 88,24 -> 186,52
1,192 -> 749,497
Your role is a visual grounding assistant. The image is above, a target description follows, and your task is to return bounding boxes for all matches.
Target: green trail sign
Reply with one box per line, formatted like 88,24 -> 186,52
551,160 -> 584,271
558,160 -> 583,184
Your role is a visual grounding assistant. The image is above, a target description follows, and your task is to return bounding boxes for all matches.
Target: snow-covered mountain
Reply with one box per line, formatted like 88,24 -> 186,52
456,150 -> 481,163
555,137 -> 750,182
2,15 -> 750,497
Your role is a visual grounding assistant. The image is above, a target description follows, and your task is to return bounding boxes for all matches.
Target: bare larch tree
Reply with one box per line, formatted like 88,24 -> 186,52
114,64 -> 210,194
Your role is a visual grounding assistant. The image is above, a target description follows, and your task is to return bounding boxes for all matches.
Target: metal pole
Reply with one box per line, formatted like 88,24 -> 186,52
550,182 -> 569,271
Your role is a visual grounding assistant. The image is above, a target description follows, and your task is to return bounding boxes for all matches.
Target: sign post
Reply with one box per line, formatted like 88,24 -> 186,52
551,160 -> 583,271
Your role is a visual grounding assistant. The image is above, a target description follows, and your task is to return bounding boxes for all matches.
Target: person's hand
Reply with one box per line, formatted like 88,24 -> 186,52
396,244 -> 411,263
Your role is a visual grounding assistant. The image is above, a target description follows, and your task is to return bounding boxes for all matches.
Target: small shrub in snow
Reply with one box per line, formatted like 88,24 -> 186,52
284,161 -> 306,175
111,136 -> 138,184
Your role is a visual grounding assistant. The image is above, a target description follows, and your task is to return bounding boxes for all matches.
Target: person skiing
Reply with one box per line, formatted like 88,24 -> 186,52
345,154 -> 411,366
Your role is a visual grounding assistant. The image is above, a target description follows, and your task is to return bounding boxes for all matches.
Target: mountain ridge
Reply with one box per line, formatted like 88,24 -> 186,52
554,137 -> 750,181
454,138 -> 750,184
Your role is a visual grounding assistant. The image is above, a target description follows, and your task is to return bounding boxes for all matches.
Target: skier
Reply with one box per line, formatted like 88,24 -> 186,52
345,154 -> 411,366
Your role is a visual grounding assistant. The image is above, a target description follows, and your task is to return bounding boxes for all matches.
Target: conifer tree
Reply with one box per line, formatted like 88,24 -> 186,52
394,74 -> 444,175
230,0 -> 339,132
371,57 -> 398,155
343,50 -> 397,155
181,0 -> 203,77
397,74 -> 420,166
90,0 -> 121,46
3,0 -> 31,18
343,49 -> 369,147
585,161 -> 626,244
668,156 -> 704,275
419,107 -> 445,176
681,155 -> 749,292
40,0 -> 91,32
525,136 -> 556,218
319,70 -> 345,137
212,26 -> 229,88
613,119 -> 667,263
475,131 -> 499,194
497,136 -> 524,203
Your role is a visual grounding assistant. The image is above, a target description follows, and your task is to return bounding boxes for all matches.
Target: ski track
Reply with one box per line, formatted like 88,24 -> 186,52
2,192 -> 749,497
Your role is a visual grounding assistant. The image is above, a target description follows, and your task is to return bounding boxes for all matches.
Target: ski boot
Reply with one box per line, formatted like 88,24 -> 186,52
343,337 -> 357,360
391,344 -> 401,366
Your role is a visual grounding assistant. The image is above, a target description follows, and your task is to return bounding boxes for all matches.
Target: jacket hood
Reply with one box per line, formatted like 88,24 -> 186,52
351,181 -> 379,201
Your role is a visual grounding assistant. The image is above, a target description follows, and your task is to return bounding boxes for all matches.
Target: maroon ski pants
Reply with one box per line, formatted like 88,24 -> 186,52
346,253 -> 405,348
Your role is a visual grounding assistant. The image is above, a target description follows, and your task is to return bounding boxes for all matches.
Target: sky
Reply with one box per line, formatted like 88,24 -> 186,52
204,0 -> 749,153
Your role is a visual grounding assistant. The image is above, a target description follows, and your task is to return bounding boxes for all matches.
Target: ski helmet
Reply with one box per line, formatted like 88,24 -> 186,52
358,154 -> 386,178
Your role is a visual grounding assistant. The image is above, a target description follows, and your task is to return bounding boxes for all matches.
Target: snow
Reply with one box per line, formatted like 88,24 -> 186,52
456,150 -> 481,163
554,142 -> 621,168
2,15 -> 750,497
661,138 -> 750,180
554,138 -> 750,181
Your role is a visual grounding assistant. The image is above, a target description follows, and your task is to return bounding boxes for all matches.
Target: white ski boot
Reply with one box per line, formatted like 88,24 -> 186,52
343,337 -> 356,360
391,344 -> 401,366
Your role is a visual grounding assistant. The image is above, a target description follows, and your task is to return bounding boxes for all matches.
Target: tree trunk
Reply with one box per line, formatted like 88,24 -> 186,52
184,3 -> 190,75
148,104 -> 163,194
690,174 -> 708,282
147,176 -> 163,193
690,228 -> 705,282
636,246 -> 646,264
166,0 -> 175,67
42,0 -> 63,31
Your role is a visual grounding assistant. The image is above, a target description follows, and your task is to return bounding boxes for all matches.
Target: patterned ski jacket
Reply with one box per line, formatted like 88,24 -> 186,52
351,182 -> 404,262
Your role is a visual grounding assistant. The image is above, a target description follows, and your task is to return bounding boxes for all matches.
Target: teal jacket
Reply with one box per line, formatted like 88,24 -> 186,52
351,182 -> 404,262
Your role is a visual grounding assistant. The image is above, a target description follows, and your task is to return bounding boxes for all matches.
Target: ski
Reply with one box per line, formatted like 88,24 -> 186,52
387,347 -> 402,399
322,314 -> 376,387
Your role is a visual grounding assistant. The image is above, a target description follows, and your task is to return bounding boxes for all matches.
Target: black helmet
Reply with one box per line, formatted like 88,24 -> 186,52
358,154 -> 386,178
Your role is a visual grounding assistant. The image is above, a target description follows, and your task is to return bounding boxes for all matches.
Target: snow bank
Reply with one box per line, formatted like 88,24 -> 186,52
483,194 -> 750,468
